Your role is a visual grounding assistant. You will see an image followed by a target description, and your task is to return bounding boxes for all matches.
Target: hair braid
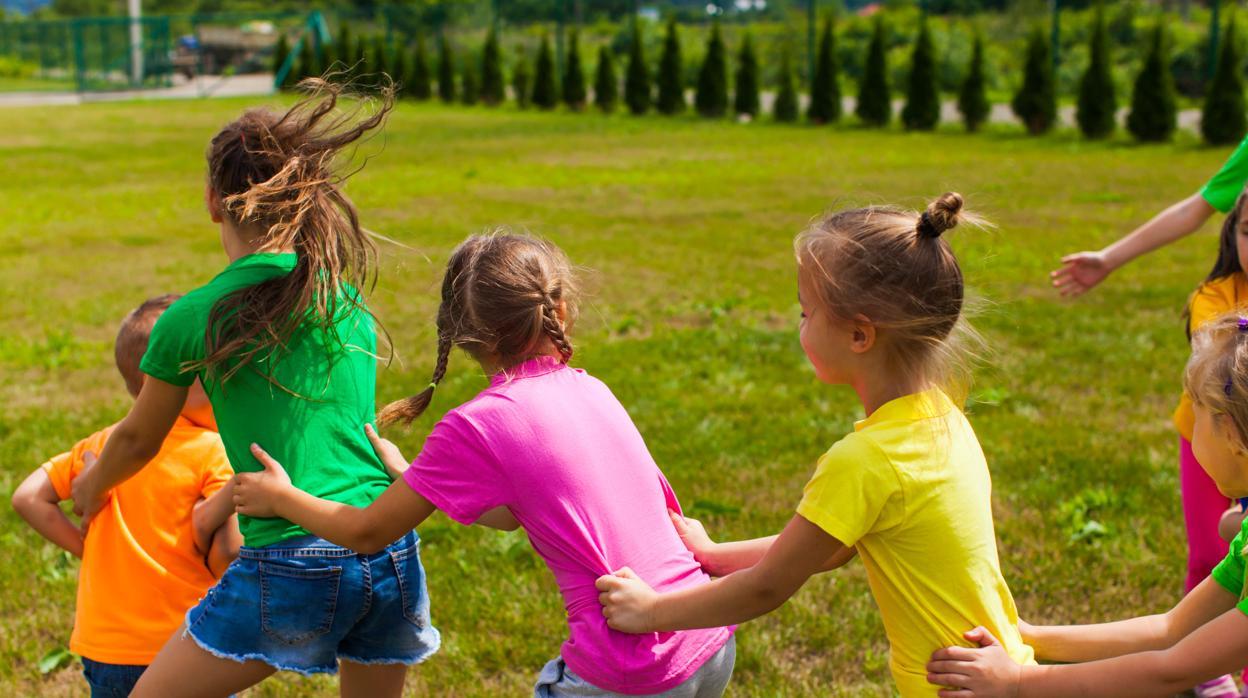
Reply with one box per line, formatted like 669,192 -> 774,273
541,296 -> 574,362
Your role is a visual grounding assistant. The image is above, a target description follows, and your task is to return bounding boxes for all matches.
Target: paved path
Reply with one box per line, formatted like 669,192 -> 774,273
0,73 -> 274,107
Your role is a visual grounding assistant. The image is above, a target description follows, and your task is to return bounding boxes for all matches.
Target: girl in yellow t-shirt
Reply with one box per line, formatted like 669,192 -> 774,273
595,193 -> 1034,697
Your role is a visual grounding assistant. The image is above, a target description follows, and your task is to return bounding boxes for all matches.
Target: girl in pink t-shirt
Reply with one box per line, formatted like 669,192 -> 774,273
233,233 -> 735,696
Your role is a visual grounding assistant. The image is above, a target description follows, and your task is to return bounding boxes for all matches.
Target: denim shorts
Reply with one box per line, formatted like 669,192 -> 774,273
184,530 -> 440,675
81,658 -> 146,698
534,635 -> 735,697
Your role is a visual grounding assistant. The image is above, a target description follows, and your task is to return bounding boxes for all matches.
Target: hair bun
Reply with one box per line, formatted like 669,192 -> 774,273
917,192 -> 965,239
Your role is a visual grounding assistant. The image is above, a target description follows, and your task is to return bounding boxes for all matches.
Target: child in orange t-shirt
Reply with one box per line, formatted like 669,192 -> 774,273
10,294 -> 239,698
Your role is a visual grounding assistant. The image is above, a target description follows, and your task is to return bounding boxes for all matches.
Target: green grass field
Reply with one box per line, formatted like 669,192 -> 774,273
0,98 -> 1236,696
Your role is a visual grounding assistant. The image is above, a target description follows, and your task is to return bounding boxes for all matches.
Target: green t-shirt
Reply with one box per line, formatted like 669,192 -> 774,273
1201,135 -> 1248,214
140,252 -> 390,547
1212,517 -> 1248,615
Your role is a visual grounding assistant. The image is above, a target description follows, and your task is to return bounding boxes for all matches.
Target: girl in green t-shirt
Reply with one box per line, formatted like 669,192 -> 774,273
68,81 -> 440,697
925,313 -> 1248,697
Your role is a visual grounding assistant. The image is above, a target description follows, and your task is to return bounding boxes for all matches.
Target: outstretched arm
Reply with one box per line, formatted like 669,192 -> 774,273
597,514 -> 843,632
11,468 -> 84,558
1052,193 -> 1214,297
670,511 -> 853,577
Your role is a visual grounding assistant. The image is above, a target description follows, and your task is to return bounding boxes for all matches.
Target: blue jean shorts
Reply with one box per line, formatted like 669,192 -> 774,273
81,658 -> 146,698
184,530 -> 440,675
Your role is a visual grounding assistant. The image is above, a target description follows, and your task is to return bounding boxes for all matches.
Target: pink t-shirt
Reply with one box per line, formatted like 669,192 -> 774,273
403,356 -> 733,694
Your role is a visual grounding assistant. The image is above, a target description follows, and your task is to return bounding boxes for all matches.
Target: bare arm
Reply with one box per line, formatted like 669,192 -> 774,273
1052,193 -> 1215,297
597,514 -> 843,632
192,480 -> 236,556
671,511 -> 854,577
1023,577 -> 1235,663
11,468 -> 85,558
71,377 -> 186,523
205,516 -> 241,577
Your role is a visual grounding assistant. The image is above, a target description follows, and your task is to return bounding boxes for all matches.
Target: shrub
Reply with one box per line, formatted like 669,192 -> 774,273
733,33 -> 759,118
774,44 -> 799,123
957,33 -> 989,132
1012,27 -> 1057,135
856,15 -> 891,127
1076,5 -> 1117,139
625,22 -> 651,115
1202,17 -> 1247,146
533,34 -> 559,110
595,45 -> 619,113
1126,23 -> 1177,142
808,16 -> 841,124
481,27 -> 505,106
657,19 -> 685,115
438,35 -> 456,103
695,21 -> 728,118
563,30 -> 587,110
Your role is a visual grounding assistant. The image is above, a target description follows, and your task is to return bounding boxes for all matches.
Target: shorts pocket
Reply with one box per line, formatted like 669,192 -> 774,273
259,561 -> 342,645
389,542 -> 430,628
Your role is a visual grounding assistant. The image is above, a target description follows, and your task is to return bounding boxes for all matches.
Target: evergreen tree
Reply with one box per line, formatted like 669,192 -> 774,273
513,48 -> 532,109
336,23 -> 355,78
1012,27 -> 1056,135
656,19 -> 685,115
734,33 -> 759,118
1127,23 -> 1177,142
957,33 -> 989,132
808,15 -> 840,124
373,35 -> 391,86
625,21 -> 651,115
532,34 -> 559,109
438,36 -> 456,103
695,21 -> 728,118
774,44 -> 799,123
901,16 -> 940,131
595,45 -> 619,113
563,30 -> 587,110
481,26 -> 505,106
461,55 -> 479,105
410,34 -> 433,100
856,15 -> 891,127
392,40 -> 411,94
273,34 -> 293,90
298,34 -> 317,82
1202,18 -> 1246,146
1076,4 -> 1116,139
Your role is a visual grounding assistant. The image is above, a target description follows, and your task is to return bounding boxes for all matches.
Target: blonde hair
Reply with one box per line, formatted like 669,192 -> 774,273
379,232 -> 578,426
795,192 -> 985,399
1186,313 -> 1248,451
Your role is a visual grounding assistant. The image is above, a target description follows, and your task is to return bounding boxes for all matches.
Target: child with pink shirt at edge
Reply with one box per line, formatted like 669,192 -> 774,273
233,233 -> 737,696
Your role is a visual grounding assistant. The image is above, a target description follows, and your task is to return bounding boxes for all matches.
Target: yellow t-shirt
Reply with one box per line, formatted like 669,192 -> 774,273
796,389 -> 1034,697
1175,273 -> 1248,440
42,417 -> 232,665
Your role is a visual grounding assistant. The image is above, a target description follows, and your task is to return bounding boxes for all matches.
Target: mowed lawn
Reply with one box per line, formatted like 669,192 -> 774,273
0,97 -> 1235,696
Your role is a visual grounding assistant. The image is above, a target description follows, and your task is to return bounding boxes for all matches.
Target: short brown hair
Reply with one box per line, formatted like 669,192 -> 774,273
379,232 -> 577,426
116,294 -> 181,396
795,193 -> 984,396
1186,313 -> 1248,451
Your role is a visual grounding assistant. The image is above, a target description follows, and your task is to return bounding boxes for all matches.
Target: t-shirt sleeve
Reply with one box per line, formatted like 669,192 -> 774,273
41,429 -> 110,501
1201,135 -> 1248,214
1188,279 -> 1237,335
1212,524 -> 1248,612
200,440 -> 234,499
795,433 -> 904,548
139,298 -> 202,387
402,412 -> 509,526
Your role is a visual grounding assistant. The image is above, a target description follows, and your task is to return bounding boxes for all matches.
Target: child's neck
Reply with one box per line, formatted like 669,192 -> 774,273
852,374 -> 932,417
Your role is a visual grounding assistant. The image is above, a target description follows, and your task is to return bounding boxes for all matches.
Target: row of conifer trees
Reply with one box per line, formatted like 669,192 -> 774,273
272,10 -> 1248,145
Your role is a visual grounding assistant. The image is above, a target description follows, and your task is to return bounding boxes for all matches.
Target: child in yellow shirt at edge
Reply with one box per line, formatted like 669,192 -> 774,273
11,294 -> 240,698
596,194 -> 1034,696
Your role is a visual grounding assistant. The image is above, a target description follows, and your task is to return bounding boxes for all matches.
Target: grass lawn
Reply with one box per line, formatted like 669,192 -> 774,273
0,98 -> 1236,696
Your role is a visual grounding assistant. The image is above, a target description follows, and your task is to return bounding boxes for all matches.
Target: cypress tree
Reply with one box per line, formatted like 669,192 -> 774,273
373,35 -> 391,85
298,34 -> 317,81
1076,4 -> 1116,139
901,16 -> 940,131
856,15 -> 891,127
337,23 -> 355,78
774,44 -> 799,122
734,33 -> 759,118
1012,27 -> 1056,135
808,15 -> 840,124
695,21 -> 728,118
595,45 -> 619,113
351,30 -> 367,80
532,34 -> 559,110
1202,18 -> 1247,146
438,36 -> 456,103
563,30 -> 587,110
461,55 -> 479,105
273,34 -> 293,89
657,19 -> 685,115
481,27 -> 505,106
410,33 -> 432,100
392,40 -> 411,95
625,21 -> 651,115
958,33 -> 989,132
513,49 -> 532,109
1127,23 -> 1177,142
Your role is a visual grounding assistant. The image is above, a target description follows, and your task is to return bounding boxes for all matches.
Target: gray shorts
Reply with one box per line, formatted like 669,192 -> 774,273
533,635 -> 735,698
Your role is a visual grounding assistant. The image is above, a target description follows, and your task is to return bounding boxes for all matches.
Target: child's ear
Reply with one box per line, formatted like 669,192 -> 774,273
205,185 -> 223,224
555,299 -> 568,325
849,314 -> 876,354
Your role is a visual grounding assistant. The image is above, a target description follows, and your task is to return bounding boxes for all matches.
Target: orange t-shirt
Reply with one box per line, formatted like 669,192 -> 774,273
42,416 -> 232,665
1175,273 -> 1248,440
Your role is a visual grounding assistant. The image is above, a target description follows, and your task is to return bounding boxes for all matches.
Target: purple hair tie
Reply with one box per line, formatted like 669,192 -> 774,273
1239,317 -> 1248,332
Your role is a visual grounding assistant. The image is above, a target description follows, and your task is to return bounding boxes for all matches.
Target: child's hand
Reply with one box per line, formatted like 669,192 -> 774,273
1051,251 -> 1111,297
596,567 -> 660,633
232,444 -> 294,518
926,627 -> 1023,698
1219,505 -> 1246,543
669,510 -> 717,562
70,450 -> 109,531
365,424 -> 410,481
